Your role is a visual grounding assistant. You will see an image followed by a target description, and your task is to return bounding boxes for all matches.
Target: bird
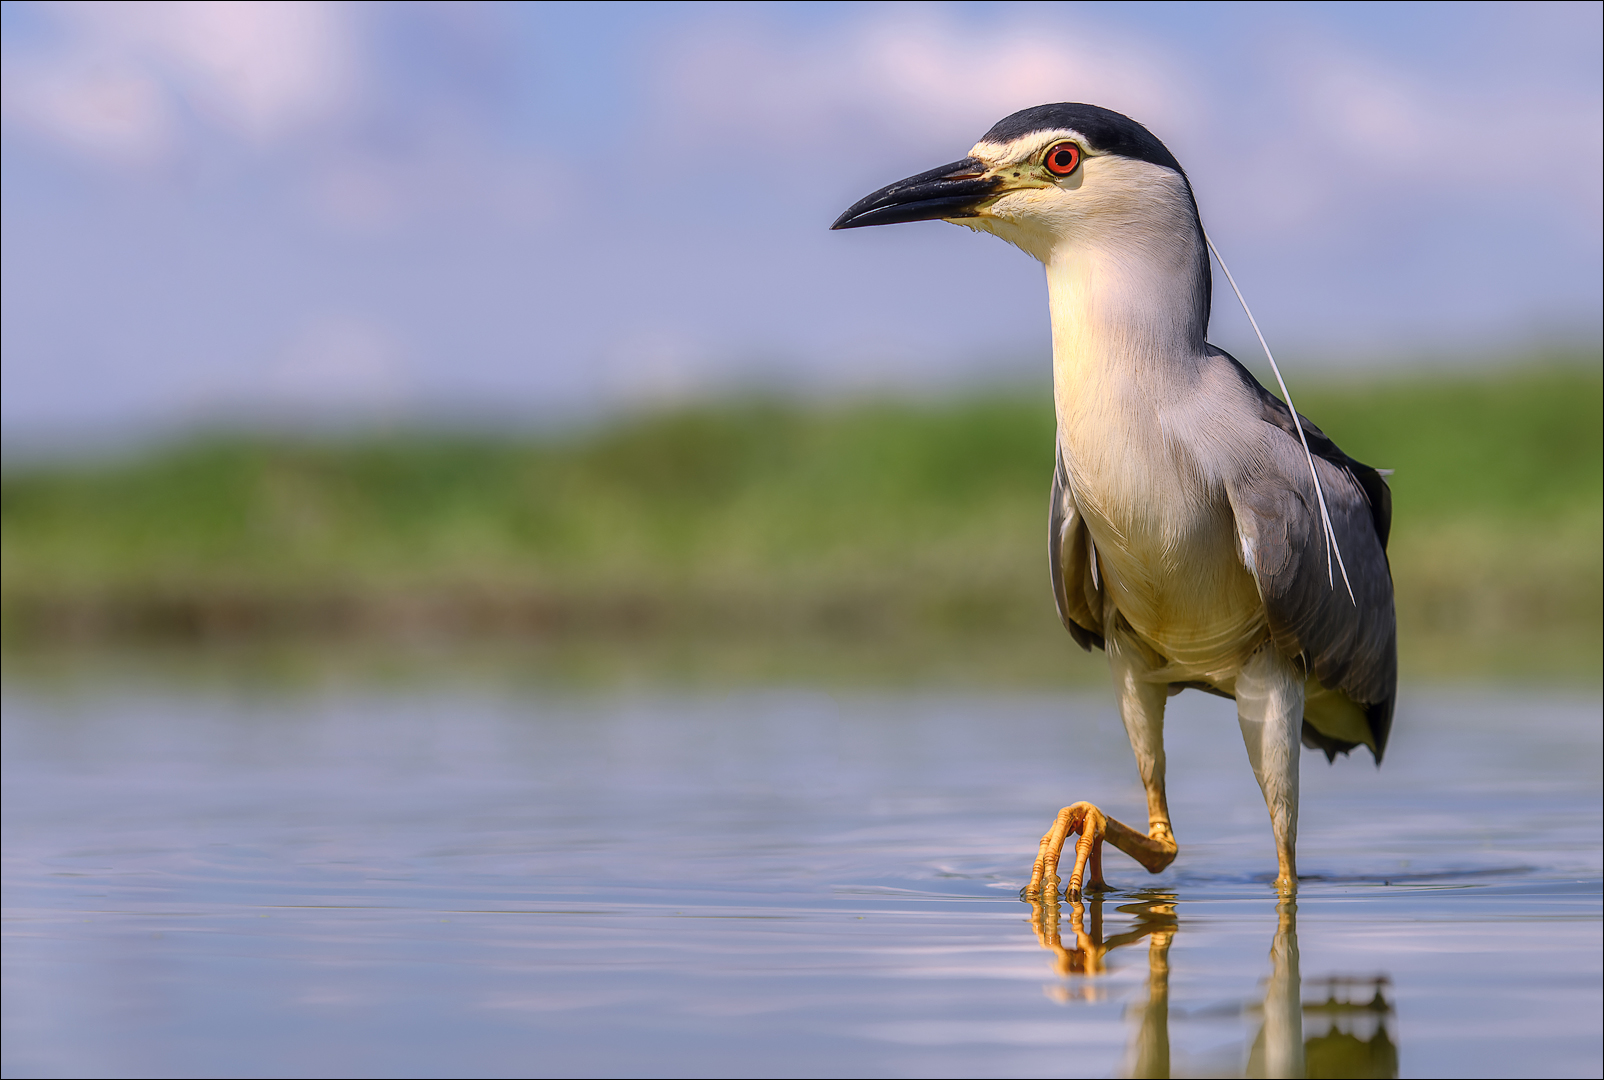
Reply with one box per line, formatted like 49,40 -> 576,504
832,103 -> 1395,897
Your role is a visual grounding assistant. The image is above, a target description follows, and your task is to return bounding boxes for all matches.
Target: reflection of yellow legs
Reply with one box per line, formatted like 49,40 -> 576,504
1028,892 -> 1177,978
1247,901 -> 1305,1079
1124,915 -> 1176,1080
1028,892 -> 1178,1076
1030,893 -> 1396,1080
1030,889 -> 1107,976
1251,903 -> 1398,1080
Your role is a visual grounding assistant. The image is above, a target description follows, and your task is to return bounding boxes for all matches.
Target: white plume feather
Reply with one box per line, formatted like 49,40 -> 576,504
1205,235 -> 1356,605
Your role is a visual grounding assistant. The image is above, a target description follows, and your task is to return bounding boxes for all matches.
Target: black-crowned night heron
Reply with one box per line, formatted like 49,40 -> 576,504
833,103 -> 1395,896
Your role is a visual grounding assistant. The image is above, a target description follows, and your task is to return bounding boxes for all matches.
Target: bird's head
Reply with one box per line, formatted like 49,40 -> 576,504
832,103 -> 1201,267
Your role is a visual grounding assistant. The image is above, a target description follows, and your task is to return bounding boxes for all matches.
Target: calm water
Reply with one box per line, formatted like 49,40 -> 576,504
3,680 -> 1599,1078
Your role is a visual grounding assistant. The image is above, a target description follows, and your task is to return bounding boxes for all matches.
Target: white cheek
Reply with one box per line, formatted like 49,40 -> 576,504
976,190 -> 1077,261
990,188 -> 1067,219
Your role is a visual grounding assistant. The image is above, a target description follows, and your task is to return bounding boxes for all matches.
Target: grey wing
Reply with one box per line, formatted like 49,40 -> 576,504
1214,349 -> 1397,760
1050,445 -> 1105,652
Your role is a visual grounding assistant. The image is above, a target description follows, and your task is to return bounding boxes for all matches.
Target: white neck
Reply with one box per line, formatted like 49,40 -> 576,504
1044,221 -> 1209,423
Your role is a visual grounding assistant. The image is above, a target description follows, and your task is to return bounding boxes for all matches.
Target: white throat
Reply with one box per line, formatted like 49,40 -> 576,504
1044,239 -> 1205,414
964,156 -> 1209,414
1039,170 -> 1209,414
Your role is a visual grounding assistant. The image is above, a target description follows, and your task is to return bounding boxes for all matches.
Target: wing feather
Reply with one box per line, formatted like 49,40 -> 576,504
1050,446 -> 1105,651
1213,349 -> 1398,760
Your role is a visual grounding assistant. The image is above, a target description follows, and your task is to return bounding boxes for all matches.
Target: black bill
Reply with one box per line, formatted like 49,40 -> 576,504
830,157 -> 999,230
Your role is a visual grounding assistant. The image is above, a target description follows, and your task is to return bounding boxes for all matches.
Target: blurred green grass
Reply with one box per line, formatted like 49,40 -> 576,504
3,363 -> 1599,683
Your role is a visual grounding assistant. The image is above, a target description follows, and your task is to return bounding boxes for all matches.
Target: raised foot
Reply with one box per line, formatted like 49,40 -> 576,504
1023,801 -> 1178,899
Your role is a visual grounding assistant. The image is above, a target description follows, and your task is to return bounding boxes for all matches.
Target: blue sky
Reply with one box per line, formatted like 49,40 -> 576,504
2,1 -> 1600,445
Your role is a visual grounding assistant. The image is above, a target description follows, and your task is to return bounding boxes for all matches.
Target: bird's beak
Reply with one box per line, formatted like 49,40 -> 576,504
830,157 -> 1000,230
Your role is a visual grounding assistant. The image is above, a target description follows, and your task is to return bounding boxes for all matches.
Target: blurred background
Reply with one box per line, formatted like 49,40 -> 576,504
3,0 -> 1600,684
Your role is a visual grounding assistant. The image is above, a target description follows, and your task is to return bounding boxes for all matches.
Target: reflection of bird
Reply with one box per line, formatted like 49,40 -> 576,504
1029,895 -> 1398,1079
834,104 -> 1395,895
1028,893 -> 1179,1074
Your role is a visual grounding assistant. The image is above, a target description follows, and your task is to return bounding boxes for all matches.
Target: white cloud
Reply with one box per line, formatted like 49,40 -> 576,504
1,1 -> 360,163
1207,37 -> 1603,233
652,8 -> 1601,240
656,13 -> 1197,161
1,3 -> 1596,442
2,56 -> 171,163
128,0 -> 356,143
1293,43 -> 1602,190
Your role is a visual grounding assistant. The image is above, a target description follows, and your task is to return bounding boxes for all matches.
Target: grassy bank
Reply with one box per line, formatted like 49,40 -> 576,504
3,364 -> 1599,683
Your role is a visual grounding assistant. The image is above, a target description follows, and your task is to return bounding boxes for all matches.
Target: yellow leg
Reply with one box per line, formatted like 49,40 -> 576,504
1026,625 -> 1180,900
1237,645 -> 1304,895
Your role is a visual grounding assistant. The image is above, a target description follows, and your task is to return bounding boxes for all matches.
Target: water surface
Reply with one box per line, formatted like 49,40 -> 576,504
3,682 -> 1599,1078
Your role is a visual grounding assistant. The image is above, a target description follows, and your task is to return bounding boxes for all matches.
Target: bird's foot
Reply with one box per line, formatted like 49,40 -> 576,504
1273,855 -> 1298,896
1026,802 -> 1109,900
1024,802 -> 1178,900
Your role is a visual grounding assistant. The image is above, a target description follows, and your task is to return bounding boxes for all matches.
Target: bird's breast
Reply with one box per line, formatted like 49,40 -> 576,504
1057,393 -> 1266,681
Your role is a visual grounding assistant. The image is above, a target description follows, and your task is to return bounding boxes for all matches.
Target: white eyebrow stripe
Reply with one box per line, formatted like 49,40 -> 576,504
970,129 -> 1091,165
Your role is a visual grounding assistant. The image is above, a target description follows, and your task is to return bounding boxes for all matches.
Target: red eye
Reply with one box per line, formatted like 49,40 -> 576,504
1045,142 -> 1081,176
